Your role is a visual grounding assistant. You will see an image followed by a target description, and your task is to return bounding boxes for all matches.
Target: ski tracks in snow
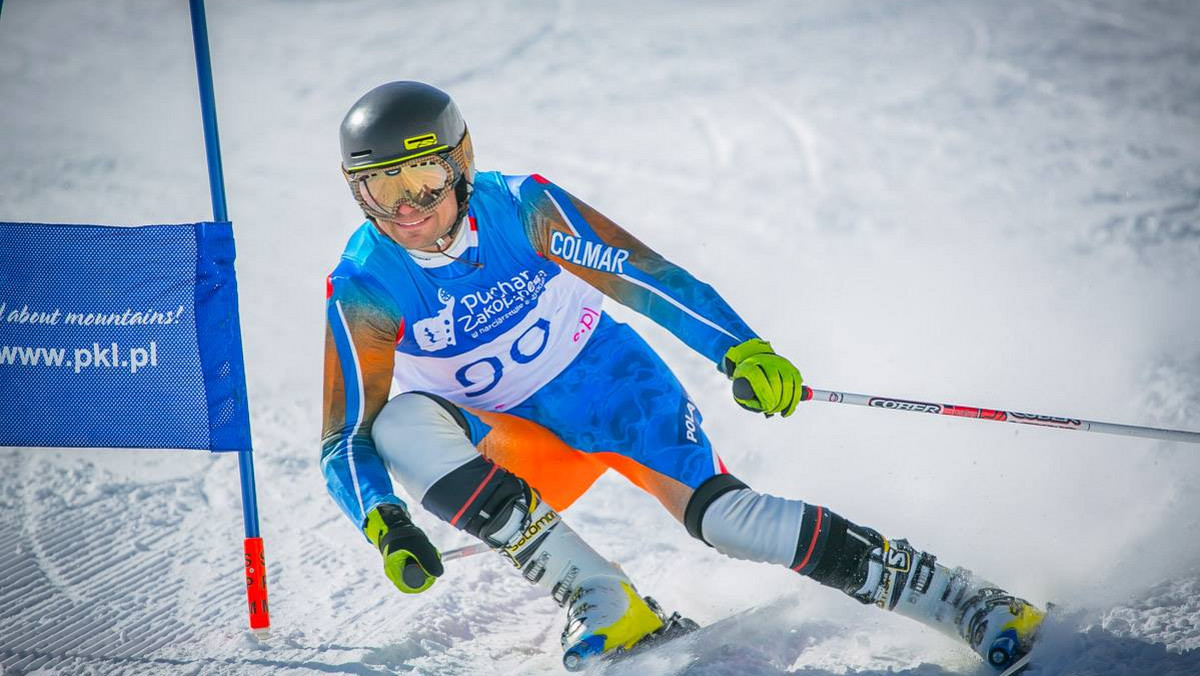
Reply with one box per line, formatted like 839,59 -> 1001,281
591,592 -> 1200,676
439,0 -> 574,90
752,90 -> 825,196
0,451 -> 209,675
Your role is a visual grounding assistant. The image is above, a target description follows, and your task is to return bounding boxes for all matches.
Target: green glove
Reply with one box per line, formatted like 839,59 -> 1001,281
722,338 -> 803,417
364,503 -> 444,594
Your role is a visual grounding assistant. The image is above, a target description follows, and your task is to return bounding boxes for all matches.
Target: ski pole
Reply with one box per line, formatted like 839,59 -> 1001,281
401,542 -> 492,586
442,542 -> 492,562
800,386 -> 1200,444
401,387 -> 1199,586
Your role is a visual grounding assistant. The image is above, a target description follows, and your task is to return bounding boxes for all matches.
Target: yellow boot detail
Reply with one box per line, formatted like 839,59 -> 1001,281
599,582 -> 666,652
1003,602 -> 1045,643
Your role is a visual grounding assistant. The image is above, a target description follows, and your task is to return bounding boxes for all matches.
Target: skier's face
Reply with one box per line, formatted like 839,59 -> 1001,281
375,195 -> 459,252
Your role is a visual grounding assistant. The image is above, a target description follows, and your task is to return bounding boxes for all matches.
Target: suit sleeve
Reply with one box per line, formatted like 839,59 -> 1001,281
320,273 -> 407,532
515,174 -> 759,367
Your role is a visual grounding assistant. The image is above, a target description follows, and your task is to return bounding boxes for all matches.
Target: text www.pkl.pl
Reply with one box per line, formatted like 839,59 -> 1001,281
0,342 -> 159,374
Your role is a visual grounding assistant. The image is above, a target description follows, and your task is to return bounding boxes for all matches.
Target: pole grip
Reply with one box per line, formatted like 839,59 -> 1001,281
244,536 -> 270,630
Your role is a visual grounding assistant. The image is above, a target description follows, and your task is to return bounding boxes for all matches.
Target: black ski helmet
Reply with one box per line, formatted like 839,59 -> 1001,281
339,81 -> 475,219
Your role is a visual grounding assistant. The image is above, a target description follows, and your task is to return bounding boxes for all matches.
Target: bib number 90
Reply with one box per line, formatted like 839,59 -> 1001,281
455,319 -> 550,397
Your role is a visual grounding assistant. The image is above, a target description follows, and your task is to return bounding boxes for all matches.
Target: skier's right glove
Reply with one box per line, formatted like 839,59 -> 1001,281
722,338 -> 804,417
364,503 -> 444,594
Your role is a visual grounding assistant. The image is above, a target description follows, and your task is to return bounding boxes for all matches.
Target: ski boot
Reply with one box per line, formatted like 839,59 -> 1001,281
849,535 -> 1044,670
561,579 -> 698,671
467,480 -> 693,671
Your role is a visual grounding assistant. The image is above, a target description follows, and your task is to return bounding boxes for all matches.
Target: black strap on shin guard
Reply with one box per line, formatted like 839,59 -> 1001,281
791,504 -> 834,576
797,508 -> 885,597
683,473 -> 748,544
422,456 -> 530,541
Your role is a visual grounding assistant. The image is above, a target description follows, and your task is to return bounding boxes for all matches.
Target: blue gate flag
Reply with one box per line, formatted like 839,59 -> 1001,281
0,221 -> 252,452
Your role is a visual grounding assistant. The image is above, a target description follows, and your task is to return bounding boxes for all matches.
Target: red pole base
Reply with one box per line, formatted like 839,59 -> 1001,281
244,536 -> 270,630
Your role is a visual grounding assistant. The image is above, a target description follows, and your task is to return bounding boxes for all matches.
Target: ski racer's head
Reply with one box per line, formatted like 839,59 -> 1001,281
339,81 -> 475,251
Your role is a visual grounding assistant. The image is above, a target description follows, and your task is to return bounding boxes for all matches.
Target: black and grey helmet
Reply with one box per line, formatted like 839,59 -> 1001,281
339,81 -> 475,217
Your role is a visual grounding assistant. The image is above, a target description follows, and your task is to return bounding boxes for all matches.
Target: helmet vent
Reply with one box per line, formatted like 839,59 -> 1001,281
349,149 -> 372,158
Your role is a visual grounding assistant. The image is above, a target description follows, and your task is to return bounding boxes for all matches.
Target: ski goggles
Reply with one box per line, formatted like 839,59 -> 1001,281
343,132 -> 474,220
344,154 -> 456,218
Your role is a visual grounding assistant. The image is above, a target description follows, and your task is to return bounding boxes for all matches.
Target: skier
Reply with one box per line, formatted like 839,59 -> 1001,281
321,81 -> 1044,672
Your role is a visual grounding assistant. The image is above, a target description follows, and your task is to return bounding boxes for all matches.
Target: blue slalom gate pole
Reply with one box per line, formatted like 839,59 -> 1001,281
189,0 -> 230,226
188,0 -> 270,630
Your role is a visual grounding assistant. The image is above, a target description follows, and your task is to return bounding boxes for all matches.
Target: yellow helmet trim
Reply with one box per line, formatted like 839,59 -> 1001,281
345,145 -> 451,173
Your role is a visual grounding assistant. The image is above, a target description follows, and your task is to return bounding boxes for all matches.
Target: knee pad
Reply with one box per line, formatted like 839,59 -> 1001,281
373,390 -> 470,438
372,391 -> 478,502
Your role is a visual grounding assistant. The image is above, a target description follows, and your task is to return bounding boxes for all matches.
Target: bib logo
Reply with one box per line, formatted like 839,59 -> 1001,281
414,288 -> 457,352
458,270 -> 548,338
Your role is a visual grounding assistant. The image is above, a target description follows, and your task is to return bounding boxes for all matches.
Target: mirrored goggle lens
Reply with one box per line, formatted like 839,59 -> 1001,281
355,159 -> 452,215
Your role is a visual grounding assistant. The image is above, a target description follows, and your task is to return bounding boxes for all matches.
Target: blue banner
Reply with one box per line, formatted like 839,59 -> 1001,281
0,222 -> 252,451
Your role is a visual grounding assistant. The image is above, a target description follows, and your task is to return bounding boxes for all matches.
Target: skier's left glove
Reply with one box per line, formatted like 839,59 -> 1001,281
364,503 -> 444,594
722,338 -> 803,417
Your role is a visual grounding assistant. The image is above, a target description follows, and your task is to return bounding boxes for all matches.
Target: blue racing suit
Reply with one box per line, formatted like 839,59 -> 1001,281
321,171 -> 759,528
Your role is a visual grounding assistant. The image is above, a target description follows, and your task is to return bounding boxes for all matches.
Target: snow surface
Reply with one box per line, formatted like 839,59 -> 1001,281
2,0 -> 1200,674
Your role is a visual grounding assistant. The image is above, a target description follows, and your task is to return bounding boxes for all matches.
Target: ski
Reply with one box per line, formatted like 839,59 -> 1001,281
997,652 -> 1032,676
603,608 -> 700,664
